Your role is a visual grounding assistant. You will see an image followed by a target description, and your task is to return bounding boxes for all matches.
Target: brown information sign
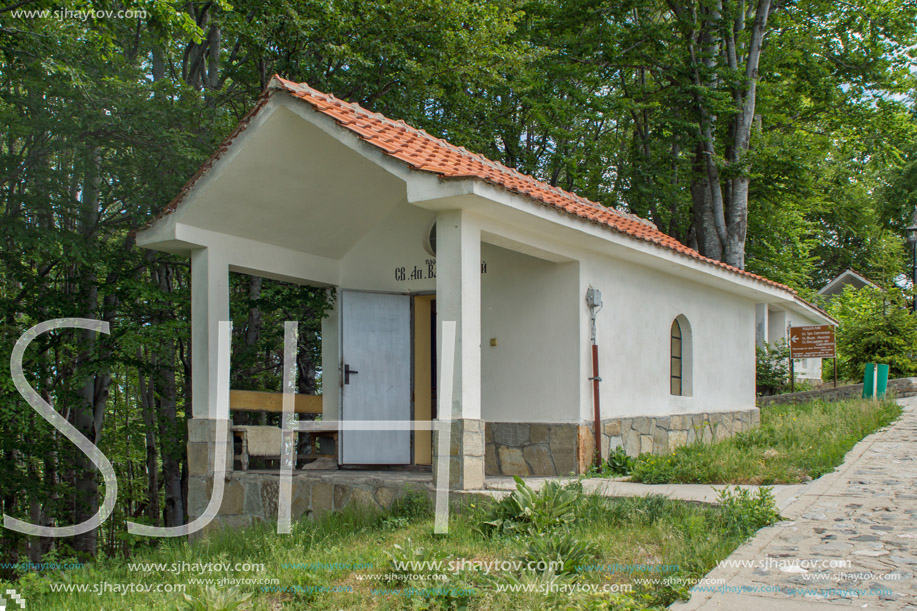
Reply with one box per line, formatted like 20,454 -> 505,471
789,325 -> 836,359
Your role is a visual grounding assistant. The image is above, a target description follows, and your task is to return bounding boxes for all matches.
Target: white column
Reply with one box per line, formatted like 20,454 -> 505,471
435,211 -> 484,490
435,210 -> 481,420
191,247 -> 230,419
755,304 -> 768,349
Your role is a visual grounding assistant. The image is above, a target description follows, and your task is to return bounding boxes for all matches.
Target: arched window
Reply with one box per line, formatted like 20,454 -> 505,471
670,319 -> 683,395
670,316 -> 693,396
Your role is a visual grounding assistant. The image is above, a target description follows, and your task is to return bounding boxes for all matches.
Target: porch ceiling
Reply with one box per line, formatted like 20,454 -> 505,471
174,106 -> 407,258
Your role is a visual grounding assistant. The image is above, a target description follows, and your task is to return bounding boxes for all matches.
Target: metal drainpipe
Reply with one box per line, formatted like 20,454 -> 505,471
591,344 -> 602,468
587,288 -> 603,468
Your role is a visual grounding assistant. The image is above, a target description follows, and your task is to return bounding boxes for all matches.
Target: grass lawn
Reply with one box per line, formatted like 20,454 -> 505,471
8,482 -> 779,611
624,398 -> 901,485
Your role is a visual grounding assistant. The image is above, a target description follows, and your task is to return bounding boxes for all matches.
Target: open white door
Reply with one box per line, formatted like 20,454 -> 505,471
340,290 -> 411,465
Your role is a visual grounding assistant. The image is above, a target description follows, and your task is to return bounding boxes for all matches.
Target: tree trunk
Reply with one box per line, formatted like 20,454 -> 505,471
690,144 -> 723,261
157,345 -> 184,527
138,354 -> 160,526
679,0 -> 772,270
148,262 -> 185,528
72,147 -> 104,558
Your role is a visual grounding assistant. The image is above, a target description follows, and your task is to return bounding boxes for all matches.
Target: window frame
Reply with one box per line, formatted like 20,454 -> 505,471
670,319 -> 683,396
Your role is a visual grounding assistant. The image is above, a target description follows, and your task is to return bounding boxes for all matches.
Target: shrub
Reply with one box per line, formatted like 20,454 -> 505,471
390,488 -> 433,520
383,538 -> 448,578
519,530 -> 600,576
584,446 -> 635,478
829,285 -> 917,380
756,339 -> 790,396
605,446 -> 635,476
716,487 -> 780,538
476,477 -> 581,536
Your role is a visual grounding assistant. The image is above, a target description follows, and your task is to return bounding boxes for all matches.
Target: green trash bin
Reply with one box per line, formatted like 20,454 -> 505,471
863,363 -> 875,398
863,363 -> 890,399
876,363 -> 889,398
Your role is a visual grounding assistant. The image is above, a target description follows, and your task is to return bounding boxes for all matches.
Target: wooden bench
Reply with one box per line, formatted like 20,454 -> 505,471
230,390 -> 337,471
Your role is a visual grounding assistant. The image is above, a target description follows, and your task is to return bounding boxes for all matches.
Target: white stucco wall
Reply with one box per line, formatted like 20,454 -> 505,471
332,200 -> 764,423
579,255 -> 757,421
335,203 -> 582,424
480,244 -> 580,423
767,308 -> 787,346
338,201 -> 437,293
760,306 -> 825,381
784,312 -> 825,381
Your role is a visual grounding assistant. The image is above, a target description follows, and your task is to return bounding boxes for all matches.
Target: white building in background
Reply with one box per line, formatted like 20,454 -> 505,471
818,268 -> 879,303
136,77 -> 836,508
755,302 -> 835,382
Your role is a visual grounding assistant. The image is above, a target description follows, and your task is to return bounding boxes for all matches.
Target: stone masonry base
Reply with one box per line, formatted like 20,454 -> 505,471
486,408 -> 759,477
189,471 -> 433,538
186,409 -> 759,535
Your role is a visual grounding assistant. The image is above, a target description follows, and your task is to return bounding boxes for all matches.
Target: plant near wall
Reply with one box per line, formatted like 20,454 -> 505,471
475,477 -> 581,536
756,340 -> 791,396
605,446 -> 636,476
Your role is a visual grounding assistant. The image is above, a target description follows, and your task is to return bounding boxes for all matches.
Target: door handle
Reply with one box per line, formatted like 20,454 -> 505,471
344,363 -> 359,385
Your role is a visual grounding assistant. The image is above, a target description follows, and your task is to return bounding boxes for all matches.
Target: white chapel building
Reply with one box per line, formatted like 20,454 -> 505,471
137,77 -> 834,501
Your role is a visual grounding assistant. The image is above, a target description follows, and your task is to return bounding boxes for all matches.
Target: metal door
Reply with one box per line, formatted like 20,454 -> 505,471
340,290 -> 411,465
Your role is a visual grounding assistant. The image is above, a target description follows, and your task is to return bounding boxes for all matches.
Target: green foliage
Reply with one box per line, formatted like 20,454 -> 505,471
626,398 -> 900,485
565,588 -> 671,611
519,530 -> 600,576
829,286 -> 917,380
390,489 -> 434,521
716,487 -> 781,539
182,586 -> 252,611
756,340 -> 791,396
589,445 -> 635,477
475,477 -> 581,537
3,0 -> 917,568
383,538 -> 448,578
229,273 -> 335,396
10,481 -> 785,610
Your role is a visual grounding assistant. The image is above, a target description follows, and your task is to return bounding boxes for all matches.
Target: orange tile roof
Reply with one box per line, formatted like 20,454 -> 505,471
269,77 -> 792,293
146,75 -> 799,297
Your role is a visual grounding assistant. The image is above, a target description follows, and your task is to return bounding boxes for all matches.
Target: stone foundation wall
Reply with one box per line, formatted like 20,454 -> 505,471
187,418 -> 435,538
192,471 -> 433,538
485,409 -> 760,477
758,377 -> 917,406
598,409 -> 759,458
485,423 -> 582,477
438,418 -> 485,490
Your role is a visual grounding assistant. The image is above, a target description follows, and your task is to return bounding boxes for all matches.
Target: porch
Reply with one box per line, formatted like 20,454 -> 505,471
137,90 -> 591,533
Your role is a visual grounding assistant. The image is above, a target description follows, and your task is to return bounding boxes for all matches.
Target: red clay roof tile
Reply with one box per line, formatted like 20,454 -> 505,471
270,76 -> 795,293
145,75 -> 806,299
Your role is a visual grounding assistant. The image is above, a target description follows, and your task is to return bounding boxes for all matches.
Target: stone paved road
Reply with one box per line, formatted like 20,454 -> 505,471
673,396 -> 917,610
